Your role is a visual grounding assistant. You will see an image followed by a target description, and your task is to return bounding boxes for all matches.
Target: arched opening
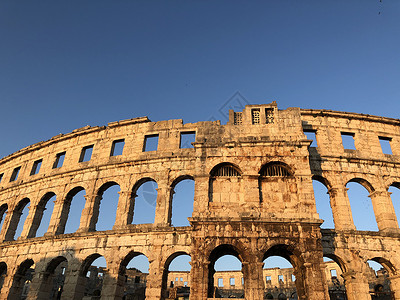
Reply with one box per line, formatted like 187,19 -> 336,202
323,256 -> 347,299
0,204 -> 8,235
96,182 -> 120,231
38,256 -> 68,299
312,177 -> 334,229
8,259 -> 35,299
8,198 -> 30,240
208,244 -> 244,298
346,179 -> 378,231
170,176 -> 195,227
263,255 -> 296,300
0,262 -> 7,293
366,258 -> 394,299
162,252 -> 191,299
259,162 -> 298,211
132,178 -> 158,224
209,163 -> 242,203
63,187 -> 86,234
263,245 -> 304,300
32,192 -> 56,237
119,252 -> 149,300
81,254 -> 107,299
388,183 -> 400,227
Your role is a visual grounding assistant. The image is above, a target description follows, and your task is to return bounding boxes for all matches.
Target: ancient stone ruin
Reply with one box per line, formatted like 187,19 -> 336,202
0,102 -> 399,300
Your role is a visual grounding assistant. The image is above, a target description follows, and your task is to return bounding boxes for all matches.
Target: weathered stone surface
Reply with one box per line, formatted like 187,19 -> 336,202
0,102 -> 399,299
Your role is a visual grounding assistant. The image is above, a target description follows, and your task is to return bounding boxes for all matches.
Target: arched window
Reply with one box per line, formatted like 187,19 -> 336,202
209,163 -> 242,203
259,162 -> 293,178
210,163 -> 241,177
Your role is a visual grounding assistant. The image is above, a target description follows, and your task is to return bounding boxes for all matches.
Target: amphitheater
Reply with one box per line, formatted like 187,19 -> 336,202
0,102 -> 400,300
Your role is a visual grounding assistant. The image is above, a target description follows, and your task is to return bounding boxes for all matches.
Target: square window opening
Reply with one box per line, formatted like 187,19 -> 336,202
143,134 -> 159,152
341,132 -> 356,150
304,130 -> 317,147
10,166 -> 21,182
218,278 -> 223,287
53,152 -> 66,169
30,159 -> 42,175
180,132 -> 195,149
252,108 -> 260,124
110,139 -> 125,156
79,145 -> 94,162
379,137 -> 392,155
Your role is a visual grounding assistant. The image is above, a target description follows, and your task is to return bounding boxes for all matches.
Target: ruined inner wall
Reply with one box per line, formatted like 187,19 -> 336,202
0,103 -> 399,300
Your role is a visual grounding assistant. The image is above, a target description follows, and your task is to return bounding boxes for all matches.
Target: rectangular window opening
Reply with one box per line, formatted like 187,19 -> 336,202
79,145 -> 94,162
241,277 -> 244,285
30,159 -> 42,175
180,132 -> 195,149
234,112 -> 243,125
278,275 -> 284,282
184,281 -> 188,287
10,166 -> 21,182
379,136 -> 392,155
53,152 -> 66,169
218,278 -> 223,287
330,269 -> 337,278
341,132 -> 356,150
230,278 -> 235,286
0,173 -> 3,183
304,130 -> 317,147
143,134 -> 159,152
110,139 -> 125,156
292,274 -> 296,282
266,276 -> 271,283
265,108 -> 274,124
252,108 -> 260,124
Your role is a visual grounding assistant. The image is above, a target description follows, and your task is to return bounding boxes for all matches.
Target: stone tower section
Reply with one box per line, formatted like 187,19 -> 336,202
0,102 -> 399,299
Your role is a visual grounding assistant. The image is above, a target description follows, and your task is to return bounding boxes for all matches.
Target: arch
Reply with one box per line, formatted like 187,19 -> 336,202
8,259 -> 34,299
368,257 -> 397,276
131,178 -> 158,224
0,203 -> 8,235
37,256 -> 68,299
346,179 -> 378,231
61,186 -> 86,234
210,162 -> 242,177
170,176 -> 195,227
80,253 -> 105,276
259,161 -> 293,177
312,175 -> 332,190
366,258 -> 393,298
208,244 -> 244,298
95,181 -> 121,231
30,192 -> 56,238
0,262 -> 7,293
346,178 -> 375,194
323,254 -> 348,274
162,252 -> 191,300
7,198 -> 30,240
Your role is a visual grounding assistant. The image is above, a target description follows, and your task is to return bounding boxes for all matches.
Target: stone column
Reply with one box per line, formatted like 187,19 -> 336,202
46,194 -> 68,236
22,204 -> 43,239
26,270 -> 52,299
328,187 -> 356,230
342,270 -> 371,300
60,262 -> 86,300
389,275 -> 400,300
369,190 -> 399,232
113,190 -> 134,229
145,259 -> 163,300
77,194 -> 100,232
100,265 -> 123,300
242,261 -> 264,300
301,260 -> 330,300
189,259 -> 209,300
154,183 -> 172,227
0,269 -> 18,300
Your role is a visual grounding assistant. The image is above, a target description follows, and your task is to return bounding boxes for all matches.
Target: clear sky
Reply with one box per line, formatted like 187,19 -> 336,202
1,0 -> 399,274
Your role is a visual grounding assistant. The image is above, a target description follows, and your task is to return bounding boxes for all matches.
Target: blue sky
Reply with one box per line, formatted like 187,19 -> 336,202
1,0 -> 399,274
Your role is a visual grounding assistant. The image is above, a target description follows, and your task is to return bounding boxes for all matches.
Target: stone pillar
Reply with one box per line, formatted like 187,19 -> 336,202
113,190 -> 134,229
4,210 -> 23,241
192,175 -> 209,216
46,195 -> 68,236
369,190 -> 399,232
342,270 -> 371,300
301,261 -> 330,300
26,270 -> 52,299
0,270 -> 17,300
154,183 -> 172,227
145,259 -> 163,300
100,266 -> 122,300
22,204 -> 43,239
389,274 -> 400,300
60,263 -> 86,300
189,259 -> 209,300
77,194 -> 99,232
328,187 -> 356,230
242,261 -> 264,300
0,207 -> 14,241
